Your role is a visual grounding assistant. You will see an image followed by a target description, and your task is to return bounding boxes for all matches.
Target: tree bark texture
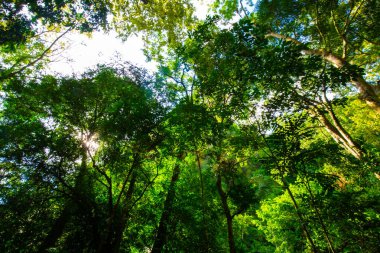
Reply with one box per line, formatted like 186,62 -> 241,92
151,162 -> 181,253
314,108 -> 363,159
216,174 -> 236,253
266,32 -> 380,113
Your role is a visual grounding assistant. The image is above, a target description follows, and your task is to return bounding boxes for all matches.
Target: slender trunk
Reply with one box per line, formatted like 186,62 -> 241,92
265,32 -> 380,113
314,108 -> 363,159
151,162 -> 181,253
108,177 -> 113,215
304,179 -> 336,253
97,155 -> 140,253
281,177 -> 318,253
111,172 -> 137,253
97,172 -> 137,253
196,151 -> 210,251
323,103 -> 364,158
216,174 -> 236,253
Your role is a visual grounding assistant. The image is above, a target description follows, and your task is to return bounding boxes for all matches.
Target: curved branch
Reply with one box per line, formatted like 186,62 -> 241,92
0,27 -> 73,81
265,32 -> 380,112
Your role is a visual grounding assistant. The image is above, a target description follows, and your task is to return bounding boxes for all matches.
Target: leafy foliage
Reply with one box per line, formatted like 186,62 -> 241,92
1,1 -> 379,252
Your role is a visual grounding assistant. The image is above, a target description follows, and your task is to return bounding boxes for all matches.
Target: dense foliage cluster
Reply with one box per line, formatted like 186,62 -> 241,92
0,1 -> 379,252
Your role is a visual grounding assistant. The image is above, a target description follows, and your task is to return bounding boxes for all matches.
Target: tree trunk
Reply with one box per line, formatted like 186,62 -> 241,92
304,179 -> 336,253
97,172 -> 137,253
300,88 -> 365,160
281,177 -> 318,253
151,162 -> 181,253
314,108 -> 363,159
350,76 -> 380,113
196,151 -> 210,251
324,103 -> 363,157
216,174 -> 236,253
111,172 -> 137,253
266,32 -> 380,113
39,148 -> 88,252
304,50 -> 380,112
38,205 -> 71,252
97,154 -> 141,253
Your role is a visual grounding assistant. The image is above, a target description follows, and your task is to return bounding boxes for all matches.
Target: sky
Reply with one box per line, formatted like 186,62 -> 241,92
47,0 -> 214,76
47,31 -> 156,75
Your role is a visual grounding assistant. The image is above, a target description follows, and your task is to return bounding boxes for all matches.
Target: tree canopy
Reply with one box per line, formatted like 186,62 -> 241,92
0,1 -> 379,252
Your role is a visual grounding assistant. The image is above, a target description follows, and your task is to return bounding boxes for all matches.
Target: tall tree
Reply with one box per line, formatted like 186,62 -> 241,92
0,64 -> 165,252
256,0 -> 380,112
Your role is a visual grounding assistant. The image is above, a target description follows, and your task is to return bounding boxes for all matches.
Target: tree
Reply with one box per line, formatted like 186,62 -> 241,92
0,0 -> 110,82
0,0 -> 197,82
0,64 -> 165,252
1,1 -> 379,252
256,0 -> 380,112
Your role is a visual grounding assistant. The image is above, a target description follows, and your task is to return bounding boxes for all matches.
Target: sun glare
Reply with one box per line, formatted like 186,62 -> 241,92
77,131 -> 100,156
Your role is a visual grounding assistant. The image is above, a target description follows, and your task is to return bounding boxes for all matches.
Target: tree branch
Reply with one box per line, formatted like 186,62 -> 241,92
265,32 -> 380,112
0,27 -> 73,81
